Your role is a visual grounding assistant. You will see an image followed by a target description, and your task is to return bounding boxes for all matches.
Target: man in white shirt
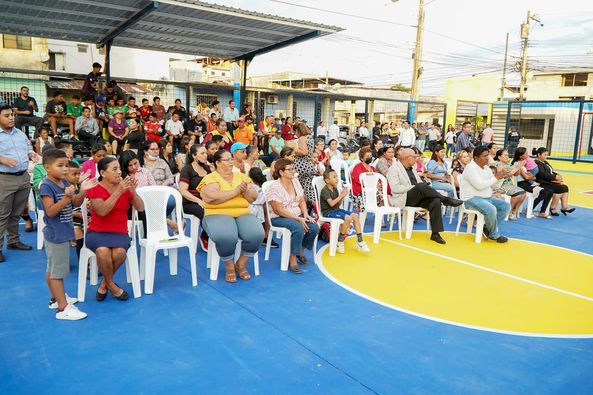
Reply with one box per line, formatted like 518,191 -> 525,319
358,122 -> 370,139
165,112 -> 185,154
398,121 -> 416,148
223,99 -> 239,134
328,120 -> 340,142
460,146 -> 511,243
481,124 -> 494,144
316,121 -> 327,139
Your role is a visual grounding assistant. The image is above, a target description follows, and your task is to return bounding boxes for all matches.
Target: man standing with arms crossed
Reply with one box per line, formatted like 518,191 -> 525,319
0,104 -> 33,262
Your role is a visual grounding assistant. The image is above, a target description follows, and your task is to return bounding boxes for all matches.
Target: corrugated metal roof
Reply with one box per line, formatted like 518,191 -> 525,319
0,0 -> 341,59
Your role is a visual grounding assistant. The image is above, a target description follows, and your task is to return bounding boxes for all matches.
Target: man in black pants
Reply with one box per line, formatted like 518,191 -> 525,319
386,148 -> 463,244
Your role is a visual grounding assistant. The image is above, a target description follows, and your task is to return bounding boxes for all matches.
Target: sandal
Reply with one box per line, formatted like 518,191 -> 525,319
234,264 -> 251,281
288,264 -> 302,274
537,213 -> 552,220
298,255 -> 308,265
225,270 -> 237,283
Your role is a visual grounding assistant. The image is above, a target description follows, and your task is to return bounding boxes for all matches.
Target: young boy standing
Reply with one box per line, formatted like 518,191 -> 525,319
320,169 -> 370,254
40,149 -> 97,320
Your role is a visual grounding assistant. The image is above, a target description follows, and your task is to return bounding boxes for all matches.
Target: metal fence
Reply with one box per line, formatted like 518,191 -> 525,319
494,100 -> 593,163
0,68 -> 446,141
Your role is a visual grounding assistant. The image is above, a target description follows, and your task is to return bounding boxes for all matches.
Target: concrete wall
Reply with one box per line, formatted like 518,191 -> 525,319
0,36 -> 48,71
527,73 -> 593,100
444,74 -> 501,127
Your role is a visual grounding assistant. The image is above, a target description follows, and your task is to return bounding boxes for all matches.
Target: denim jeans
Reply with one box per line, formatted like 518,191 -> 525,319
271,216 -> 320,256
202,214 -> 265,261
464,196 -> 510,239
430,180 -> 454,198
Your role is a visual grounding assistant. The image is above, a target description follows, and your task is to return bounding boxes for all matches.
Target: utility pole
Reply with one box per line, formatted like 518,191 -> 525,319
499,32 -> 509,101
519,11 -> 531,101
410,0 -> 424,103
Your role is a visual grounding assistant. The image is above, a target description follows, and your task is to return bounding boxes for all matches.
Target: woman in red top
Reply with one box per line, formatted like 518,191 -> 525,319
282,116 -> 294,141
351,147 -> 383,213
86,157 -> 144,301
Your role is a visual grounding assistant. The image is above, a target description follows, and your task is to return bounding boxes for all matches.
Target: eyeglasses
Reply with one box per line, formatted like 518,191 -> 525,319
283,167 -> 295,172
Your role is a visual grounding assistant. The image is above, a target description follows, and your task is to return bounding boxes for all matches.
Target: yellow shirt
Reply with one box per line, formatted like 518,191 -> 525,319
197,171 -> 251,218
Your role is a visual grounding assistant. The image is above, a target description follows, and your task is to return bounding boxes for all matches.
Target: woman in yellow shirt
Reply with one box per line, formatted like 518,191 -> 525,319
197,149 -> 264,282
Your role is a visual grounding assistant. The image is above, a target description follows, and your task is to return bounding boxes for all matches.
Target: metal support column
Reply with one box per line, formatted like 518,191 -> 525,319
364,100 -> 369,123
504,101 -> 512,148
572,100 -> 585,163
104,40 -> 112,84
313,95 -> 319,138
185,84 -> 192,118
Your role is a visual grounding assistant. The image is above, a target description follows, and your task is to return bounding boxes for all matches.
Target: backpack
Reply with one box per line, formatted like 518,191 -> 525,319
318,222 -> 331,243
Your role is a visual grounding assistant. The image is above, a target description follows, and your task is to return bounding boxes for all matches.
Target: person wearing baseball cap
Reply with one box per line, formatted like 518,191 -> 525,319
230,142 -> 249,174
233,116 -> 255,146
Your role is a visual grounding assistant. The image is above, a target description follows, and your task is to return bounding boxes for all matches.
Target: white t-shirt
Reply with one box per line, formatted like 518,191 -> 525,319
445,131 -> 455,144
460,160 -> 497,200
481,127 -> 494,143
165,119 -> 184,136
317,126 -> 327,136
328,124 -> 340,140
358,126 -> 370,138
399,127 -> 416,146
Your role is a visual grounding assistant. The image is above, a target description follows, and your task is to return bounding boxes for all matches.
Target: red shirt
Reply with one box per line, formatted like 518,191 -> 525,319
139,105 -> 152,123
87,184 -> 133,234
282,124 -> 294,141
145,121 -> 162,142
351,163 -> 376,196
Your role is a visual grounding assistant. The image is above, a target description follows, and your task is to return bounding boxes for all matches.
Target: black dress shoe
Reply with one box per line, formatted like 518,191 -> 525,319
494,236 -> 508,243
561,208 -> 575,215
430,233 -> 446,244
443,197 -> 463,207
96,290 -> 107,302
7,241 -> 32,251
482,226 -> 490,239
0,251 -> 4,263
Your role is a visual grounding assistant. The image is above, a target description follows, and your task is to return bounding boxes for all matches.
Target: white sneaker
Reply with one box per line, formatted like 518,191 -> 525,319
356,241 -> 371,253
55,304 -> 87,321
49,293 -> 78,309
336,241 -> 345,254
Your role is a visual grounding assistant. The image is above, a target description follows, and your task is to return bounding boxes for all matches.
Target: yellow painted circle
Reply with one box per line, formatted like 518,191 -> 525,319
319,232 -> 593,337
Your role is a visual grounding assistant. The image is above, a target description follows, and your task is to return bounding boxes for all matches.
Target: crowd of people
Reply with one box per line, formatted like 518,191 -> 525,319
0,63 -> 576,321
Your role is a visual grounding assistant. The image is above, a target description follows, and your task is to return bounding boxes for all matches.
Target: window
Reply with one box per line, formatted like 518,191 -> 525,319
195,94 -> 217,107
0,91 -> 20,106
77,44 -> 88,53
2,35 -> 32,50
518,119 -> 545,140
48,52 -> 65,71
561,73 -> 588,87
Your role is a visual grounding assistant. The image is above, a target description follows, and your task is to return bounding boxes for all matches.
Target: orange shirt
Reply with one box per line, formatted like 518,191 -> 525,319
233,127 -> 253,145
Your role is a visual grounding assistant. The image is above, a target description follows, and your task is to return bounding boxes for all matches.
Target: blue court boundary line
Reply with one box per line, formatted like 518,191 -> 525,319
179,264 -> 381,395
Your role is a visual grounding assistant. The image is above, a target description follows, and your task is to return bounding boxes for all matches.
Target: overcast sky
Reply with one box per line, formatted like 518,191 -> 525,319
207,0 -> 593,96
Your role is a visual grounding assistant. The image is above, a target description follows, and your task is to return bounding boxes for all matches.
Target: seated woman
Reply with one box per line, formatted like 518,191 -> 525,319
351,147 -> 382,213
158,139 -> 178,176
196,150 -> 265,283
86,157 -> 144,301
533,147 -> 575,216
314,139 -> 328,166
179,144 -> 211,252
492,149 -> 526,220
426,145 -> 454,197
512,148 -> 553,219
175,136 -> 192,173
265,158 -> 320,273
125,117 -> 145,153
81,143 -> 108,180
374,146 -> 395,178
325,139 -> 340,163
451,149 -> 471,190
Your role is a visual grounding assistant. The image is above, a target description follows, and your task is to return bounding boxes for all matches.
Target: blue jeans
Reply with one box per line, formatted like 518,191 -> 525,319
202,214 -> 265,261
271,216 -> 320,256
446,143 -> 454,157
430,180 -> 454,198
464,197 -> 510,239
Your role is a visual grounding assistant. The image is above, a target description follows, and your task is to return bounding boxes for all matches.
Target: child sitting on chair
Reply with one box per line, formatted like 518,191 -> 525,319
319,169 -> 370,254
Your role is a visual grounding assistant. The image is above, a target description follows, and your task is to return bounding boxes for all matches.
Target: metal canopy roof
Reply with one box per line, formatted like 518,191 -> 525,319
0,0 -> 341,60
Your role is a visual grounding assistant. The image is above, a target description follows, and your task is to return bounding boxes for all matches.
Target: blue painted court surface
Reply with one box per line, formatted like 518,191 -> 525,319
1,208 -> 593,394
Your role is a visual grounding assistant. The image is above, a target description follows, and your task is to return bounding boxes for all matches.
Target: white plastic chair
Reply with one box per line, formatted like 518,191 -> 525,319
402,206 -> 431,239
263,168 -> 271,181
136,186 -> 197,294
455,174 -> 486,243
182,211 -> 201,253
36,210 -> 45,250
77,199 -> 142,302
312,176 -> 344,256
206,239 -> 260,280
262,181 -> 291,271
329,158 -> 352,210
359,173 -> 402,243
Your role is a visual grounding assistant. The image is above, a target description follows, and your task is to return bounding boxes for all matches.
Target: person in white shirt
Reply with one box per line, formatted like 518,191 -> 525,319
223,99 -> 240,134
358,122 -> 370,139
398,121 -> 416,148
328,120 -> 340,142
459,145 -> 511,243
165,112 -> 185,154
481,124 -> 494,144
316,121 -> 327,139
444,125 -> 456,157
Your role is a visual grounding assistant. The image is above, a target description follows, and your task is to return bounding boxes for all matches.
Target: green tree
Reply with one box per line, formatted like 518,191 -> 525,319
390,84 -> 411,93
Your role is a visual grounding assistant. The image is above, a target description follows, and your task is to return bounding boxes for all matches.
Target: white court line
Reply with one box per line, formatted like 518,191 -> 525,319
378,236 -> 593,303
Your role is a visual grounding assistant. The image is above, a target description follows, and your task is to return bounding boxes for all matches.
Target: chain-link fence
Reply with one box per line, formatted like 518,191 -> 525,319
495,100 -> 593,163
0,68 -> 446,146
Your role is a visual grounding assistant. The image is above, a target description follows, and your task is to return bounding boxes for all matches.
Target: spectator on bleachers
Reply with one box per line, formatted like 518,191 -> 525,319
268,129 -> 285,160
269,146 -> 295,177
107,109 -> 129,155
387,148 -> 462,244
139,98 -> 152,123
140,140 -> 174,187
86,156 -> 144,301
210,100 -> 222,119
82,62 -> 102,97
187,112 -> 206,144
371,139 -> 383,159
125,97 -> 138,120
492,149 -> 526,220
325,139 -> 340,164
165,111 -> 184,154
314,139 -> 328,166
426,145 -> 454,198
46,91 -> 69,136
233,117 -> 254,146
231,142 -> 248,174
157,139 -> 178,176
144,112 -> 162,142
206,112 -> 218,133
196,99 -> 209,122
175,136 -> 192,172
114,97 -> 128,118
282,116 -> 295,142
266,158 -> 320,273
126,117 -> 145,153
172,99 -> 187,123
240,101 -> 255,120
13,86 -> 43,138
245,144 -> 264,171
75,106 -> 100,147
459,145 -> 511,243
223,99 -> 239,134
35,128 -> 54,156
105,96 -> 116,123
203,119 -> 233,151
95,97 -> 107,137
152,97 -> 166,125
375,146 -> 396,178
197,149 -> 265,283
81,144 -> 107,180
533,147 -> 575,216
178,144 -> 211,252
455,121 -> 475,153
